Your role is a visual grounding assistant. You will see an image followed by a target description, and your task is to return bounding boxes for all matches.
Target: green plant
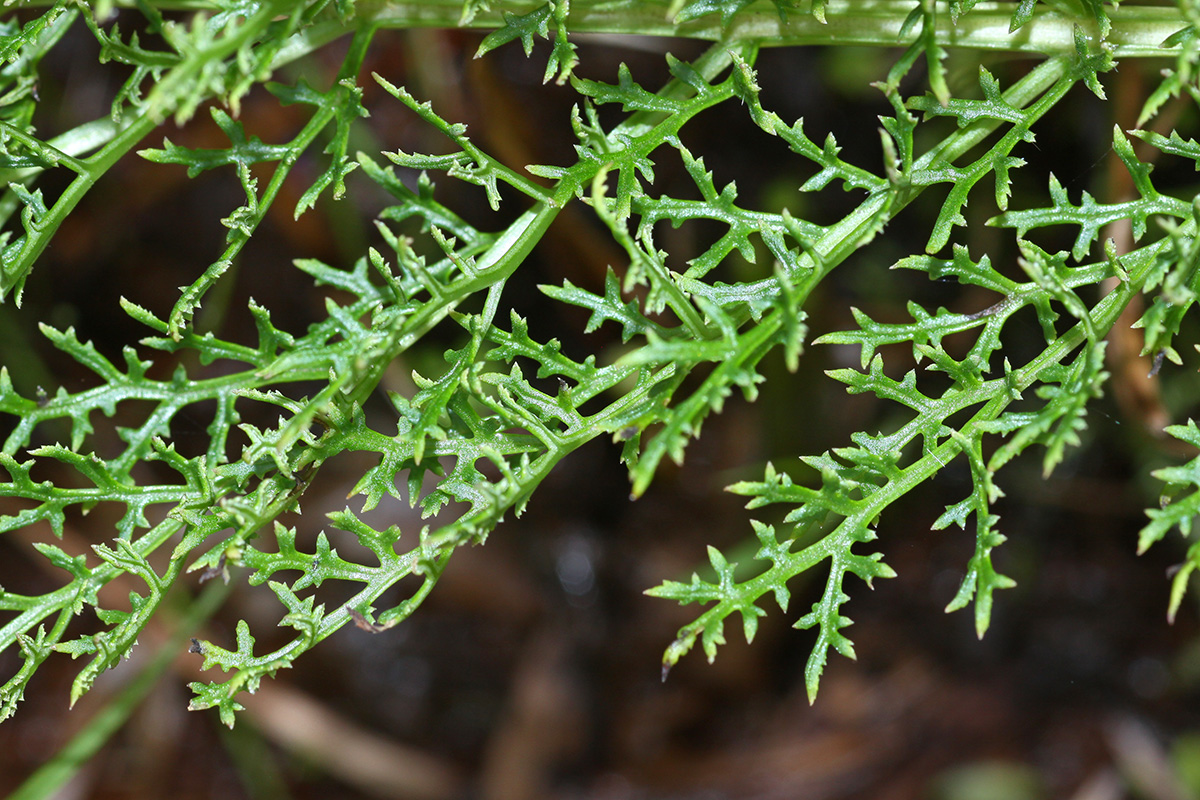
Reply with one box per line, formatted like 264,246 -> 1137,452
1,0 -> 1199,749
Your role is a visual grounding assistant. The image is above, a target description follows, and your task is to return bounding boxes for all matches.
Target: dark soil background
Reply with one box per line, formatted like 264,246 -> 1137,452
3,16 -> 1200,800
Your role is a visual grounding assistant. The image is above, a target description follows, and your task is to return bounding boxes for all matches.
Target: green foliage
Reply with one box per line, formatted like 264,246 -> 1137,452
3,0 -> 1200,744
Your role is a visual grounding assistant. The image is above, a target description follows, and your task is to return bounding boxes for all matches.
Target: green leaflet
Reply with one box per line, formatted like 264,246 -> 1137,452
991,129 -> 1190,262
475,0 -> 578,84
1143,420 -> 1200,622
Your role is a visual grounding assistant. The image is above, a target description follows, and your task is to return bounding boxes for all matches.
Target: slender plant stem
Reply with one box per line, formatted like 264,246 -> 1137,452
360,0 -> 1186,57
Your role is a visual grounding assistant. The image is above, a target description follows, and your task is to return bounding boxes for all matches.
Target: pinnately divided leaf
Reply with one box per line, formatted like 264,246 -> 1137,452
6,0 -> 1200,741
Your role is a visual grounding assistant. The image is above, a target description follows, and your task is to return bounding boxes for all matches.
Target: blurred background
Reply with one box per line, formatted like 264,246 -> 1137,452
3,12 -> 1200,800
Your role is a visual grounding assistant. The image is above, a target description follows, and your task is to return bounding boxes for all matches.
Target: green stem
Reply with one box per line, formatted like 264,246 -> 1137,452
361,0 -> 1187,58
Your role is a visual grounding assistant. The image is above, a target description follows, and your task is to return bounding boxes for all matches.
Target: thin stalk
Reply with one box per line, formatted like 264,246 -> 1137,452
361,0 -> 1188,58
